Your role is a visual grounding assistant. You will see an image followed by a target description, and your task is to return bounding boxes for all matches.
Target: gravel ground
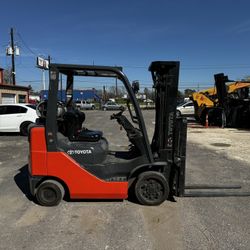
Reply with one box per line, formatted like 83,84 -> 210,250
187,127 -> 250,164
0,110 -> 249,250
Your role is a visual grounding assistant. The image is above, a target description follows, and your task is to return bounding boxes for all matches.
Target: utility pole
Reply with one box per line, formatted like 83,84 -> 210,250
10,28 -> 16,85
103,85 -> 106,102
43,55 -> 51,90
42,69 -> 45,90
115,77 -> 118,97
36,55 -> 50,91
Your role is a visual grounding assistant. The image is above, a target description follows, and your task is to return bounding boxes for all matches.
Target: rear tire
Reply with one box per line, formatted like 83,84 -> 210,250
20,121 -> 32,136
35,180 -> 65,206
134,171 -> 169,206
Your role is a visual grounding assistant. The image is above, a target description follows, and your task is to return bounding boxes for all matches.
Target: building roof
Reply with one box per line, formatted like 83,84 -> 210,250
40,89 -> 100,101
0,84 -> 30,91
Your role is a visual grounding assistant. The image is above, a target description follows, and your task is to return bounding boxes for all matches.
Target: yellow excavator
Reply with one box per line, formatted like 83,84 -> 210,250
191,75 -> 250,127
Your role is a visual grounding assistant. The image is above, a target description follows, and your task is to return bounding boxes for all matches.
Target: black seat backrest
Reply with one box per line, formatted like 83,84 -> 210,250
63,110 -> 85,139
62,110 -> 102,142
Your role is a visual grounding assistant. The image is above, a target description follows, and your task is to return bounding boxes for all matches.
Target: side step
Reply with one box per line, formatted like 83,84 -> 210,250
182,184 -> 250,197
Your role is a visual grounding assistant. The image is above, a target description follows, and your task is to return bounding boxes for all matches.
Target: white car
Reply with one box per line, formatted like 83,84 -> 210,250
176,101 -> 194,116
75,100 -> 95,110
0,104 -> 38,135
102,101 -> 124,111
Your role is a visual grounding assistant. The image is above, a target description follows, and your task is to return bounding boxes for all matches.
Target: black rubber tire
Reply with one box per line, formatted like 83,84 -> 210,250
134,171 -> 169,206
35,180 -> 65,206
91,105 -> 95,110
20,121 -> 31,136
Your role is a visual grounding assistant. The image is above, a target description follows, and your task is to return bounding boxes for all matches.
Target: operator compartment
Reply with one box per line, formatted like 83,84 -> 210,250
36,100 -> 109,165
36,64 -> 152,182
57,108 -> 109,165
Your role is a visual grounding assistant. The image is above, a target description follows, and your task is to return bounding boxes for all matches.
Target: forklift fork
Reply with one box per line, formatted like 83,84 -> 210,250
174,118 -> 250,198
183,184 -> 250,197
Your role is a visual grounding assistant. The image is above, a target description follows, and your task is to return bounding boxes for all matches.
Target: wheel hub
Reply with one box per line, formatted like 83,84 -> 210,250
140,179 -> 163,201
42,188 -> 57,202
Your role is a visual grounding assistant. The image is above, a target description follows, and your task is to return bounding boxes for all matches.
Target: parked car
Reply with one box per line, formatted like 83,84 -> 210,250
75,100 -> 95,110
102,101 -> 124,111
176,100 -> 194,116
0,104 -> 38,135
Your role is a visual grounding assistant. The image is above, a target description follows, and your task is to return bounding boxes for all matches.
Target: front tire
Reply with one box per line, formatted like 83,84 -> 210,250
20,121 -> 32,136
134,171 -> 169,206
35,180 -> 65,206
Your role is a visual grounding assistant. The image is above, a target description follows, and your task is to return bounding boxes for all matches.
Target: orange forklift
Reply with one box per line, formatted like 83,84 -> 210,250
28,61 -> 250,206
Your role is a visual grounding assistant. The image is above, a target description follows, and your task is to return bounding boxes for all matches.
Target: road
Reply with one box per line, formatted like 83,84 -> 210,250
0,110 -> 249,250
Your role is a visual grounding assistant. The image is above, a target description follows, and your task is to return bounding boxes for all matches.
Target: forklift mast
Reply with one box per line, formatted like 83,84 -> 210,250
149,61 -> 180,161
214,73 -> 229,109
213,73 -> 250,128
149,61 -> 187,196
148,63 -> 250,198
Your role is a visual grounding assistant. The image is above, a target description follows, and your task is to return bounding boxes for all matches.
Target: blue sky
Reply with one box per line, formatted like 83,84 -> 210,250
1,0 -> 250,91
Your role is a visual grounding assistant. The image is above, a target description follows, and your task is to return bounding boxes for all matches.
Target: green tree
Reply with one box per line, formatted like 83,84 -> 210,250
184,88 -> 196,97
242,76 -> 250,81
144,87 -> 149,98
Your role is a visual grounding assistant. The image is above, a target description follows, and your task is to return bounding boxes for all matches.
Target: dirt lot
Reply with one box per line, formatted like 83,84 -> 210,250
0,110 -> 249,250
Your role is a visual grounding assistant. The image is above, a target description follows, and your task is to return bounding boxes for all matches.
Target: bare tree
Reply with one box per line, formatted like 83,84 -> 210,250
108,86 -> 116,98
3,67 -> 13,84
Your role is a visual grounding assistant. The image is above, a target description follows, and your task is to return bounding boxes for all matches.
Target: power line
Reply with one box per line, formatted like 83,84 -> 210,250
18,78 -> 213,86
16,32 -> 38,56
122,64 -> 250,70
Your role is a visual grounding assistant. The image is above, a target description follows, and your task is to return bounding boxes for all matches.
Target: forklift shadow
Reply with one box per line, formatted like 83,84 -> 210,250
14,164 -> 33,201
65,194 -> 141,204
230,128 -> 250,133
66,189 -> 142,204
65,198 -> 125,204
0,132 -> 22,136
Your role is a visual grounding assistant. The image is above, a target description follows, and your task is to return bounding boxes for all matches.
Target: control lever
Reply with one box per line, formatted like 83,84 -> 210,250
110,111 -> 125,132
110,110 -> 124,120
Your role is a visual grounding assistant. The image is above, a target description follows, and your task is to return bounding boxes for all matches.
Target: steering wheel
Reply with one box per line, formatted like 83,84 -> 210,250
36,100 -> 66,118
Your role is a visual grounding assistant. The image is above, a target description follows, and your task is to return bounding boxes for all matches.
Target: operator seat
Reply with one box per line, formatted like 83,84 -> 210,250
62,109 -> 103,142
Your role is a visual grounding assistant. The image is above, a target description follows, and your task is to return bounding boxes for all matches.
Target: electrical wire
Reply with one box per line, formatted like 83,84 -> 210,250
16,32 -> 38,56
122,64 -> 250,70
10,31 -> 250,92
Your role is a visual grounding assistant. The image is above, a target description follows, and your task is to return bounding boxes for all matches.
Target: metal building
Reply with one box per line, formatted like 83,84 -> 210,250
40,89 -> 100,102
